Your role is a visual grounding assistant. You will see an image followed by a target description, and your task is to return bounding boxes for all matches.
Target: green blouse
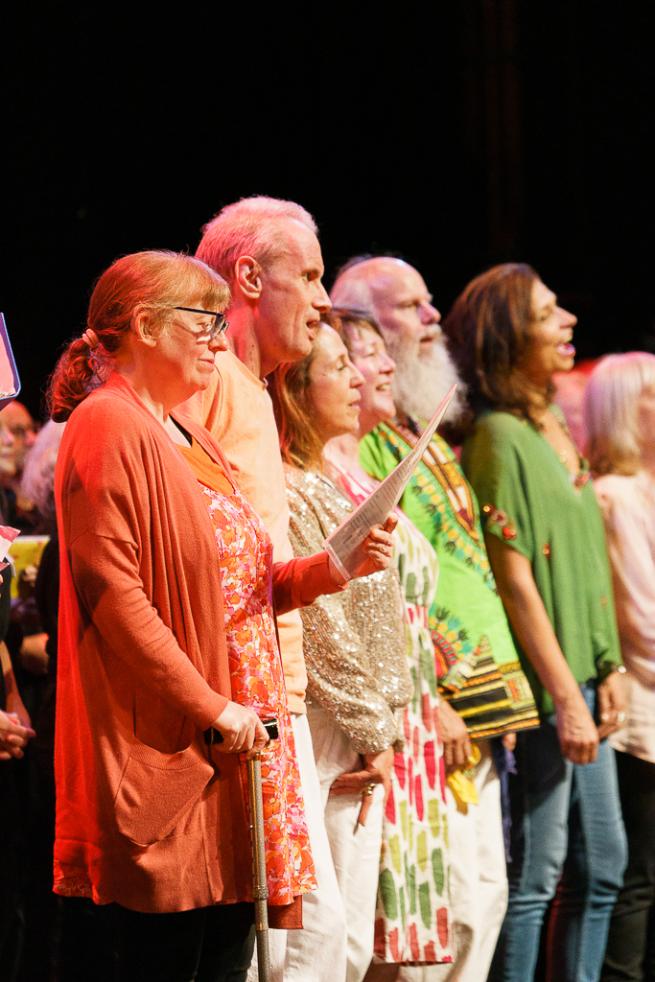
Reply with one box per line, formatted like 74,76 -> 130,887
461,409 -> 622,715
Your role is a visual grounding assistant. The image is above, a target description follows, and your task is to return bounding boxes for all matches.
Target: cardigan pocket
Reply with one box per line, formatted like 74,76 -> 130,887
114,742 -> 215,846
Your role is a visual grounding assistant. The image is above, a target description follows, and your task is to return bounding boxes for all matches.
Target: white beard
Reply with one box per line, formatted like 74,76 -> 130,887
381,333 -> 467,426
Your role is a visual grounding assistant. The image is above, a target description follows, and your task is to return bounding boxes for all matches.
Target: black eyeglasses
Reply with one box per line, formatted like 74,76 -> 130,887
172,307 -> 229,341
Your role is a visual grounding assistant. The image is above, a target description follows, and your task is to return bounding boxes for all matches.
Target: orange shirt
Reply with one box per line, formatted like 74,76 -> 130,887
184,351 -> 307,713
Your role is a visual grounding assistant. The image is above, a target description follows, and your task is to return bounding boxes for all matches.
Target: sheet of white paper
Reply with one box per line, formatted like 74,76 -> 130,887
325,384 -> 457,579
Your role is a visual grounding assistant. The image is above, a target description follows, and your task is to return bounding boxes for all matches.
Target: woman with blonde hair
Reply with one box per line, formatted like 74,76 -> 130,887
50,250 -> 394,982
323,308 -> 453,973
585,352 -> 655,981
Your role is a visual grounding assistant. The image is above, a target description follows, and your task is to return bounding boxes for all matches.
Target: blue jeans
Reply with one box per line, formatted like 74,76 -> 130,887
489,685 -> 627,982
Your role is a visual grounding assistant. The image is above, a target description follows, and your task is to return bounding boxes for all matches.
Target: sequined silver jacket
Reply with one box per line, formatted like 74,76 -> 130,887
285,466 -> 412,754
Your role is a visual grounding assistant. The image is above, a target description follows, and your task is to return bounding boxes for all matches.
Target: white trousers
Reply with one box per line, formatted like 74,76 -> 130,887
365,740 -> 507,982
309,703 -> 385,982
247,712 -> 348,982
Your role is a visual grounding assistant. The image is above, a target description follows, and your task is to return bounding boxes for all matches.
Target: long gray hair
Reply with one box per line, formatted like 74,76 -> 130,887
20,419 -> 66,528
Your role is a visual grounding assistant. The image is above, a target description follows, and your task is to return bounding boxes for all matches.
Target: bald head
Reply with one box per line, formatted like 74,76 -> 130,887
332,256 -> 465,424
197,195 -> 318,287
331,257 -> 441,351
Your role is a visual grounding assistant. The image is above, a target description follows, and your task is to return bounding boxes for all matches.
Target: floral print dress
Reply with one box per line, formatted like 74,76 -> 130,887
335,467 -> 452,966
180,439 -> 315,907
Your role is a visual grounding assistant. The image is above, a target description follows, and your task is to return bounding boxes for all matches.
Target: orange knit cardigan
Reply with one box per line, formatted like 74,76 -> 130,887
54,373 -> 337,913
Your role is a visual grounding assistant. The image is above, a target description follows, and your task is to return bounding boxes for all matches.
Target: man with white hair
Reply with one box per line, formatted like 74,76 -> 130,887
331,256 -> 538,982
184,197 -> 345,982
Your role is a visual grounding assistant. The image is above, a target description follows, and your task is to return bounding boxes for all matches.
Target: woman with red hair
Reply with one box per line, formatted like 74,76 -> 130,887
50,250 -> 394,982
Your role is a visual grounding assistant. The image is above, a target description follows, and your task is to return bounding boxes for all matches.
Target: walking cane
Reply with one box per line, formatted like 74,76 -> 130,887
248,718 -> 278,982
204,717 -> 278,982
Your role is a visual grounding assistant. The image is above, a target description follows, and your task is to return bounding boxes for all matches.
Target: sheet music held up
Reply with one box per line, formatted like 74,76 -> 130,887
325,384 -> 457,580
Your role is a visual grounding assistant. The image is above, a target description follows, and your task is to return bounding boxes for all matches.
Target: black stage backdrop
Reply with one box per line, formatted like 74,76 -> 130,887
3,3 -> 655,416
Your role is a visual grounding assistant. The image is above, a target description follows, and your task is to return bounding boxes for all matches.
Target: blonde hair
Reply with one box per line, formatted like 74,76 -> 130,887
196,196 -> 317,287
328,307 -> 383,354
584,352 -> 655,475
48,251 -> 229,422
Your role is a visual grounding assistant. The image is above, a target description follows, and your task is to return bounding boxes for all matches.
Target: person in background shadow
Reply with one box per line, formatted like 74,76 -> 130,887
1,555 -> 35,981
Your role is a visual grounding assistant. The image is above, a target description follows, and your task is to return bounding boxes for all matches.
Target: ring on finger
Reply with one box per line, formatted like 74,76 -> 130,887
617,711 -> 627,724
362,783 -> 376,797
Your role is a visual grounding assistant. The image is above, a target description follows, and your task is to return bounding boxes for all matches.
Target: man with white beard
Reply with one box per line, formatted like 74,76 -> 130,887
331,257 -> 539,982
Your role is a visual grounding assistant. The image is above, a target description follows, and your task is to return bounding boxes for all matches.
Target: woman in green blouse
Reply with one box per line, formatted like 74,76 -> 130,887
443,263 -> 627,982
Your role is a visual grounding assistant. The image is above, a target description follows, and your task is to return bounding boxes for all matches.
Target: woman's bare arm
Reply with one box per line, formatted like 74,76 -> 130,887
485,534 -> 599,764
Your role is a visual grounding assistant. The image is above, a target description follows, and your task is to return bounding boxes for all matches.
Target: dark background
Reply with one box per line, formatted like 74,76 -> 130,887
3,2 -> 655,417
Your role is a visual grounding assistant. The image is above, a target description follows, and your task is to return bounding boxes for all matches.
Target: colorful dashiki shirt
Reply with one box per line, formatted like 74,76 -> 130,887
361,422 -> 539,738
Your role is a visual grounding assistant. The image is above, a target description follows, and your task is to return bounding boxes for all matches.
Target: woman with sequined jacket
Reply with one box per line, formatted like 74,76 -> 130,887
444,263 -> 627,982
269,322 -> 412,982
